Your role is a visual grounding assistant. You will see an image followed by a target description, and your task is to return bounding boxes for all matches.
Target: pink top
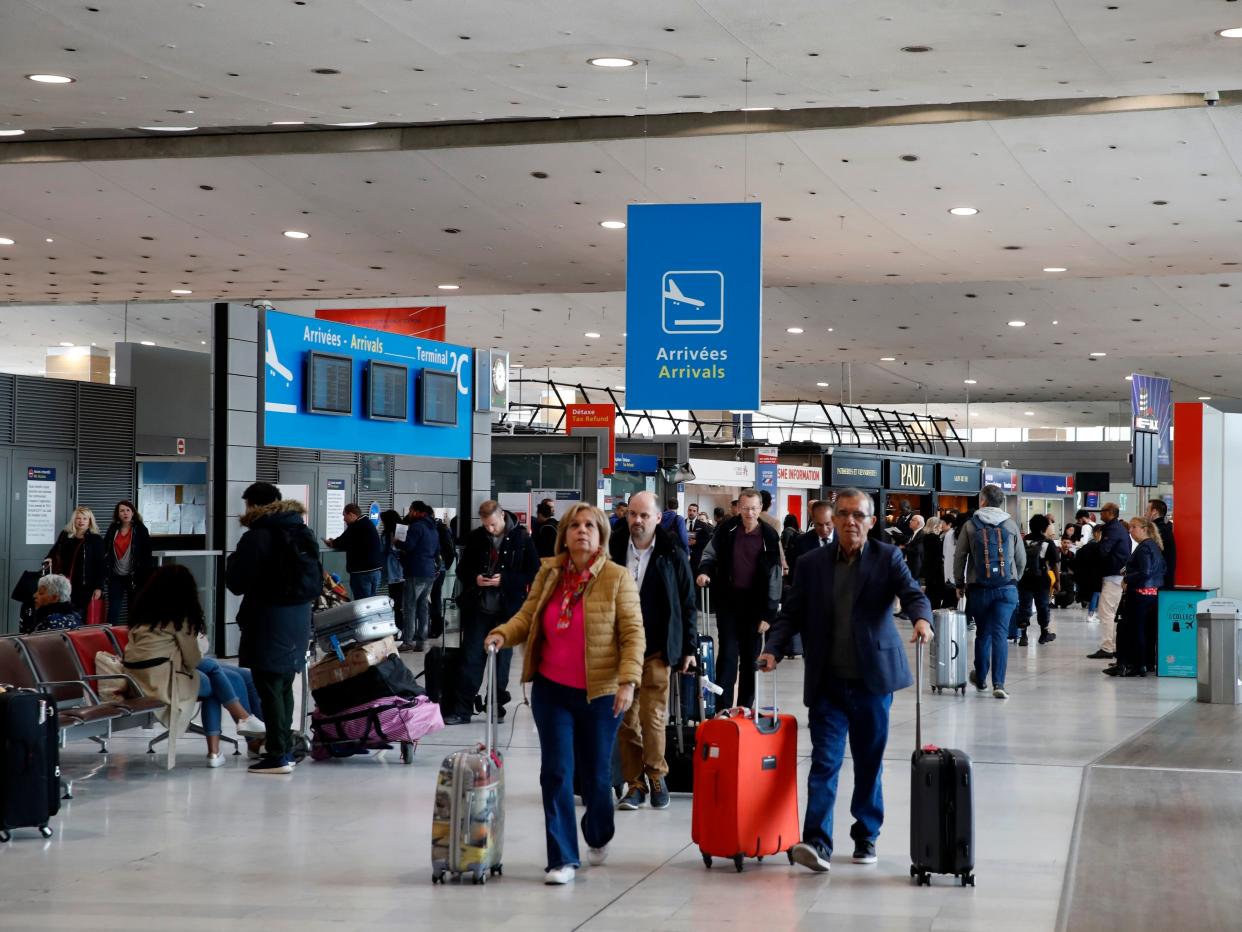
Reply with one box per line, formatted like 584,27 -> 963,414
538,587 -> 587,689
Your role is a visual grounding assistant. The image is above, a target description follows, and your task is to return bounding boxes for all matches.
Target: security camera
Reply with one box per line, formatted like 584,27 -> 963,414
248,299 -> 275,310
1001,459 -> 1011,469
1205,91 -> 1221,107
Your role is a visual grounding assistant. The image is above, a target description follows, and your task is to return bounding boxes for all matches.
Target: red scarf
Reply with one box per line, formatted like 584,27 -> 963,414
555,551 -> 600,630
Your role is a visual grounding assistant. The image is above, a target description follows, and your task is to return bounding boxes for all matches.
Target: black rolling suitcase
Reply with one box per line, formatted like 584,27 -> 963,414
910,641 -> 975,887
664,670 -> 701,793
0,688 -> 60,842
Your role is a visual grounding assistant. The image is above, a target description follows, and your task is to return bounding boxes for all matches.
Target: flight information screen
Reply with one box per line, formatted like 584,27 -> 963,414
306,352 -> 353,415
367,360 -> 408,421
420,369 -> 458,427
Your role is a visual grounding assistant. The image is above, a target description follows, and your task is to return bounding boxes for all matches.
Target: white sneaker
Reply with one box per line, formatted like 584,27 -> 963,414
1087,613 -> 1098,623
993,686 -> 1009,700
236,716 -> 267,737
587,844 -> 609,866
206,752 -> 226,768
544,866 -> 576,885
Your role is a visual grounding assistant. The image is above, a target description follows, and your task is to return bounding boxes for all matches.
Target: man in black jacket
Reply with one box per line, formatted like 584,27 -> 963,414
787,501 -> 835,577
696,488 -> 783,709
324,502 -> 383,599
609,491 -> 697,812
451,499 -> 540,725
1088,502 -> 1132,660
533,499 -> 559,559
1148,499 -> 1177,588
226,482 -> 322,775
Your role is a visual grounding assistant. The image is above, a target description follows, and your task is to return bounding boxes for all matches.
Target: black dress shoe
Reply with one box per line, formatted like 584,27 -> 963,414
1120,666 -> 1146,678
1086,649 -> 1116,660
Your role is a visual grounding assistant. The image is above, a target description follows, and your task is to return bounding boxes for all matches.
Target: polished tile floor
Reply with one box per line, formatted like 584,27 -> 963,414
0,609 -> 1203,931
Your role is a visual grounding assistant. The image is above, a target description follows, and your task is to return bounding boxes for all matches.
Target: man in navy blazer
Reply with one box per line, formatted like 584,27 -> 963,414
761,488 -> 932,873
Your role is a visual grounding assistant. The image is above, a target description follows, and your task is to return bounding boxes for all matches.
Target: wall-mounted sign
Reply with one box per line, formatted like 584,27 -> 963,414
938,464 -> 982,494
776,463 -> 823,489
25,467 -> 56,546
625,202 -> 762,411
983,469 -> 1018,493
262,309 -> 472,459
614,453 -> 660,473
828,454 -> 883,489
1131,373 -> 1172,466
325,479 -> 346,540
687,458 -> 755,487
756,448 -> 779,494
887,460 -> 934,491
565,403 -> 616,476
1020,473 -> 1075,495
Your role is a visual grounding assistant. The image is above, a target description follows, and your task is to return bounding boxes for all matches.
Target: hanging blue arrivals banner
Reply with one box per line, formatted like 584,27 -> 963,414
1131,373 -> 1172,466
625,203 -> 762,411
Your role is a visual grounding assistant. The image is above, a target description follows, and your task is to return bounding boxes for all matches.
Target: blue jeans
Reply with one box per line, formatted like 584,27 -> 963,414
530,675 -> 622,871
969,585 -> 1018,688
402,577 -> 434,643
803,683 -> 893,856
350,569 -> 381,600
196,658 -> 258,736
1088,591 -> 1101,614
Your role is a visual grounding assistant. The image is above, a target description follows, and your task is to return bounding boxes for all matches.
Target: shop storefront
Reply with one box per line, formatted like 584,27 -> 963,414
1018,472 -> 1075,530
685,457 -> 755,518
937,462 -> 984,518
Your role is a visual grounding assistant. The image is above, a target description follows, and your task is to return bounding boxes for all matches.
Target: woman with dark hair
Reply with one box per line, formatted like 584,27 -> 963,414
379,509 -> 406,637
103,499 -> 153,626
125,565 -> 266,766
44,505 -> 106,613
780,513 -> 800,566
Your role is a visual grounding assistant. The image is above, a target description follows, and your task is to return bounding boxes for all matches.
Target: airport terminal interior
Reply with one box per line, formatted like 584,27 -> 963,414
3,3 -> 1242,930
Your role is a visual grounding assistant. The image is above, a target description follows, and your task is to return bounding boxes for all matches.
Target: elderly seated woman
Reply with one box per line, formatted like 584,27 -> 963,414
21,574 -> 82,634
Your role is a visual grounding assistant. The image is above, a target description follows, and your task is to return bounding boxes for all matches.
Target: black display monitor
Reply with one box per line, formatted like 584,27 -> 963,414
305,351 -> 353,416
1074,471 -> 1111,492
1131,431 -> 1159,487
367,360 -> 408,422
419,369 -> 458,427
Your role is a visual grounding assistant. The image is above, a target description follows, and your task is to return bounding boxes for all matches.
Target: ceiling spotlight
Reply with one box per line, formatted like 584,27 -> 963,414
880,356 -> 896,362
786,327 -> 804,334
511,362 -> 524,369
0,237 -> 14,246
327,121 -> 378,127
816,381 -> 830,387
964,379 -> 977,385
584,331 -> 601,339
283,230 -> 310,239
26,74 -> 75,84
1052,320 -> 1059,325
948,206 -> 978,216
614,385 -> 626,391
1090,351 -> 1107,357
740,106 -> 775,112
1024,411 -> 1035,416
588,57 -> 636,68
1217,28 -> 1242,38
1124,375 -> 1134,381
1043,266 -> 1068,272
170,289 -> 193,295
1007,320 -> 1026,327
201,340 -> 207,345
437,284 -> 460,290
1199,395 -> 1213,400
599,220 -> 626,230
271,121 -> 305,125
45,237 -> 53,243
0,129 -> 25,137
58,341 -> 74,347
140,340 -> 156,347
827,327 -> 835,332
139,126 -> 198,131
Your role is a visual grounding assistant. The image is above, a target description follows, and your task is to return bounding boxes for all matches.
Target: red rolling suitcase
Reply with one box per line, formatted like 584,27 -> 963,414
691,668 -> 799,872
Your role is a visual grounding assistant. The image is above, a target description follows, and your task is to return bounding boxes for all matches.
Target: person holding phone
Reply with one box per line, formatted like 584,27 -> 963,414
483,503 -> 644,886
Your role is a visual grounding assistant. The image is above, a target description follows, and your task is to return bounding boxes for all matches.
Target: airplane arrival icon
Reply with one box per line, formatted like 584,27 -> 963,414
662,270 -> 724,334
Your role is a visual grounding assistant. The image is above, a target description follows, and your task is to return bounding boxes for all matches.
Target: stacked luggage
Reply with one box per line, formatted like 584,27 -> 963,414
308,599 -> 444,763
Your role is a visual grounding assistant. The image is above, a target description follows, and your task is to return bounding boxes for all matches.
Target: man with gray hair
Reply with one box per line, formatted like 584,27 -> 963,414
22,574 -> 82,634
954,485 -> 1026,699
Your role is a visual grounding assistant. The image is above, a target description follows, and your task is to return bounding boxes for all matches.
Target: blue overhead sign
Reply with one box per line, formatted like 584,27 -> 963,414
262,309 -> 473,459
625,203 -> 762,411
614,453 -> 660,473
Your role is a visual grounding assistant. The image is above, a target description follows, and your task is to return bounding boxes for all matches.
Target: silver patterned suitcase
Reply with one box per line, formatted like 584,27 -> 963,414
312,596 -> 398,651
929,609 -> 969,694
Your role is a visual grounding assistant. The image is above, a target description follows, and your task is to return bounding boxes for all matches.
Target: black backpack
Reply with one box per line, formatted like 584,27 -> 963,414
1022,537 -> 1049,585
436,521 -> 456,572
269,526 -> 323,604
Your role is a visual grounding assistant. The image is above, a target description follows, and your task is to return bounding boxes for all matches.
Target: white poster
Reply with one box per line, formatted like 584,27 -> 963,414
25,467 -> 56,545
326,480 -> 346,540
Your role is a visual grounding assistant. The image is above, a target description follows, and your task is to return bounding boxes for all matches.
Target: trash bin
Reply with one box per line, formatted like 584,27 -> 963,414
1195,598 -> 1242,704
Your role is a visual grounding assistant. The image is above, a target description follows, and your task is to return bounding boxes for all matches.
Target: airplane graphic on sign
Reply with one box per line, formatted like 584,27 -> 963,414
662,271 -> 724,334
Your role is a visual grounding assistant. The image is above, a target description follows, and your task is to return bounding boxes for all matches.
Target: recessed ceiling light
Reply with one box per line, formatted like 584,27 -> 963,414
599,220 -> 626,230
0,237 -> 14,246
1052,320 -> 1059,325
327,121 -> 378,127
816,381 -> 829,387
271,121 -> 305,125
588,57 -> 636,68
584,331 -> 600,339
170,289 -> 192,295
614,385 -> 626,390
964,379 -> 977,385
740,106 -> 775,112
1199,395 -> 1213,400
1217,28 -> 1242,38
880,356 -> 896,362
511,362 -> 524,369
140,340 -> 156,347
1090,351 -> 1107,357
0,129 -> 25,137
827,327 -> 834,332
200,340 -> 207,345
786,327 -> 804,334
1024,411 -> 1035,416
1124,376 -> 1134,381
26,74 -> 75,84
437,284 -> 460,290
139,126 -> 198,132
1043,266 -> 1068,272
58,341 -> 73,347
1007,320 -> 1026,327
283,230 -> 310,239
44,237 -> 53,243
948,206 -> 978,216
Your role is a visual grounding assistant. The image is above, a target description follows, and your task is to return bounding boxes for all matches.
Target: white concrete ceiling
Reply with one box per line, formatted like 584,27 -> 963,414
3,0 -> 1242,132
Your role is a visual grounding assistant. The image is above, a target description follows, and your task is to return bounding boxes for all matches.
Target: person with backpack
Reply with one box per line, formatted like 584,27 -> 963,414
1013,515 -> 1059,647
954,484 -> 1026,699
660,497 -> 690,553
225,482 -> 322,775
400,501 -> 441,652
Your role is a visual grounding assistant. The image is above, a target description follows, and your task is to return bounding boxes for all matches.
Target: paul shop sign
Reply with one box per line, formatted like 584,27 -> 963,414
625,202 -> 762,411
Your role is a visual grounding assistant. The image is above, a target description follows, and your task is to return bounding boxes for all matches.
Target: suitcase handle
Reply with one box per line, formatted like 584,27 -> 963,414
484,644 -> 498,756
915,639 -> 923,751
753,633 -> 780,734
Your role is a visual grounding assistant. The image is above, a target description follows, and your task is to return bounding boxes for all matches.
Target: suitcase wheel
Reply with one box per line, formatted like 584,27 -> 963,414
472,869 -> 487,885
961,872 -> 975,887
788,850 -> 795,865
39,825 -> 52,839
491,865 -> 502,877
756,855 -> 764,862
432,871 -> 445,885
733,855 -> 744,873
702,853 -> 712,869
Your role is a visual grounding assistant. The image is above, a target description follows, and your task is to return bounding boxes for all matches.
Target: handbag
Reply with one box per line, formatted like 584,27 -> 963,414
94,651 -> 131,700
85,599 -> 105,625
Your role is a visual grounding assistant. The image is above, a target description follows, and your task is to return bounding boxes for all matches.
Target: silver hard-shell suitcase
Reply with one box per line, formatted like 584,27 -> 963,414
929,609 -> 969,694
313,596 -> 398,650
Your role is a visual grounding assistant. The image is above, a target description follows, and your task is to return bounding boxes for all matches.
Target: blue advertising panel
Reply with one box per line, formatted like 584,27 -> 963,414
756,450 -> 778,494
983,469 -> 1018,493
614,453 -> 660,473
262,310 -> 472,459
625,203 -> 762,410
1158,589 -> 1215,677
1131,373 -> 1172,466
1020,473 -> 1074,495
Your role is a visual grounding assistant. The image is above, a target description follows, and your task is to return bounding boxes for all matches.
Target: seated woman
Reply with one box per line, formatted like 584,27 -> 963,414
21,574 -> 82,634
125,565 -> 267,766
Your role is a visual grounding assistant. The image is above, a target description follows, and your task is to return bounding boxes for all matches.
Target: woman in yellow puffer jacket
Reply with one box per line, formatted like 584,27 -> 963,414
486,502 -> 645,886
